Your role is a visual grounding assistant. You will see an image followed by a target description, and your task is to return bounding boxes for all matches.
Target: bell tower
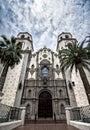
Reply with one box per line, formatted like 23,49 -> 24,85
57,32 -> 89,107
57,32 -> 77,107
17,32 -> 33,52
56,32 -> 76,53
1,32 -> 33,106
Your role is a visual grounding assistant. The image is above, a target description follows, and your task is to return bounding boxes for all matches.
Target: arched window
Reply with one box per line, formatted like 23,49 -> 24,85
28,89 -> 31,97
21,34 -> 25,38
60,36 -> 63,40
27,36 -> 30,40
65,35 -> 69,39
68,81 -> 72,89
61,104 -> 65,114
26,104 -> 30,119
72,81 -> 75,86
18,83 -> 22,90
44,49 -> 46,53
56,64 -> 59,69
26,104 -> 30,113
26,47 -> 29,50
59,89 -> 63,97
41,67 -> 49,77
31,64 -> 34,69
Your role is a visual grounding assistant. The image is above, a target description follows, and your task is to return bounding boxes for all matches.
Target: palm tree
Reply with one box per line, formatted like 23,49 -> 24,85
59,40 -> 90,103
0,35 -> 22,91
86,39 -> 90,59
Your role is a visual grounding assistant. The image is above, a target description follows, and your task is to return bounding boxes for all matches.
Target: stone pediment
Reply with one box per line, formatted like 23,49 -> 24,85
37,46 -> 53,54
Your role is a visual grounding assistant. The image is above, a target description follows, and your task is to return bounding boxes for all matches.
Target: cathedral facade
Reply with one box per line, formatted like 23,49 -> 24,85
0,32 -> 89,121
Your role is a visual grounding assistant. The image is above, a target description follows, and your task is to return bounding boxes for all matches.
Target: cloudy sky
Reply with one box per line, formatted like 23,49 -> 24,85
0,0 -> 90,51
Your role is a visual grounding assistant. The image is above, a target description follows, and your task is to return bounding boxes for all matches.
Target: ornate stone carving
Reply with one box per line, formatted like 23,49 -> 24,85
42,54 -> 47,58
55,69 -> 61,75
30,68 -> 35,75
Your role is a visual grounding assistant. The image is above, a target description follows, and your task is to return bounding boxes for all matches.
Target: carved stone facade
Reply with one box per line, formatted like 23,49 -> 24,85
1,32 -> 89,121
20,47 -> 70,120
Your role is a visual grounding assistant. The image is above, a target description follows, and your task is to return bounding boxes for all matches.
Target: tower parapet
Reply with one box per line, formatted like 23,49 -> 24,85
57,32 -> 76,53
17,32 -> 34,52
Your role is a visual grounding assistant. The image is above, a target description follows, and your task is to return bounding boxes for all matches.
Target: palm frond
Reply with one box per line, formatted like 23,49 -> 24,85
11,36 -> 16,44
0,35 -> 23,69
1,35 -> 10,45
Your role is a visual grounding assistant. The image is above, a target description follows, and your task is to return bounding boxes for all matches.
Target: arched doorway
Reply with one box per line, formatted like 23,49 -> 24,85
25,104 -> 30,120
38,91 -> 53,118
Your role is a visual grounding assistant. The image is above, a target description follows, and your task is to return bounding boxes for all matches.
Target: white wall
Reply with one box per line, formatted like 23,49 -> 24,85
1,57 -> 24,106
72,70 -> 89,107
0,120 -> 22,130
1,33 -> 33,106
70,121 -> 90,130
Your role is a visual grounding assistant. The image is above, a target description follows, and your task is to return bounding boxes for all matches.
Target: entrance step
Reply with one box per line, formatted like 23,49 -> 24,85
37,118 -> 54,124
25,118 -> 66,124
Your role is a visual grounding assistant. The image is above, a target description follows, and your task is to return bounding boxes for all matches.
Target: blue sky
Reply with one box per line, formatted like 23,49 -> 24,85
0,0 -> 90,51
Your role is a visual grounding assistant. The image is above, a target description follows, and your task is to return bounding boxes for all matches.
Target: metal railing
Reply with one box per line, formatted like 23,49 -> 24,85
0,103 -> 22,123
70,105 -> 90,123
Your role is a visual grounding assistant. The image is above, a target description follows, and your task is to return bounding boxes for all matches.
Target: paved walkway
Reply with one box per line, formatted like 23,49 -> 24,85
14,123 -> 80,130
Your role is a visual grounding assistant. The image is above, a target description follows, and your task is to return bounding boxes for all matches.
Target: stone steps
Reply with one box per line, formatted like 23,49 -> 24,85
25,119 -> 66,124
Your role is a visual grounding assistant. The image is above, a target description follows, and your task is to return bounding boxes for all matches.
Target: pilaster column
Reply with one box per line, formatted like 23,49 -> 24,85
20,107 -> 26,125
65,106 -> 72,125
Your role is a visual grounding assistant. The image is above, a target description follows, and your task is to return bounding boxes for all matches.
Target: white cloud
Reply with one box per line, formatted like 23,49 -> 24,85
0,0 -> 90,51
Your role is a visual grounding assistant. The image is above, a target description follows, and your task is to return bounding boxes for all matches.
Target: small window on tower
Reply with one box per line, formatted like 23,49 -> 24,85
26,47 -> 29,50
18,83 -> 22,90
21,35 -> 25,38
31,64 -> 34,69
59,89 -> 63,97
56,64 -> 59,69
44,49 -> 46,53
61,104 -> 65,114
72,81 -> 75,86
68,81 -> 72,89
60,37 -> 63,40
28,89 -> 31,97
65,35 -> 69,39
27,36 -> 30,40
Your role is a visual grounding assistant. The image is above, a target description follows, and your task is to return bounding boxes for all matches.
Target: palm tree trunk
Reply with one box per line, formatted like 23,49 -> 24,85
0,63 -> 9,91
78,64 -> 90,104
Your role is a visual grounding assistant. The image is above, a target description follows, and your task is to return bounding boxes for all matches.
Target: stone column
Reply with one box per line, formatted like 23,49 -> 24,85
65,106 -> 72,125
32,100 -> 36,120
20,107 -> 26,125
